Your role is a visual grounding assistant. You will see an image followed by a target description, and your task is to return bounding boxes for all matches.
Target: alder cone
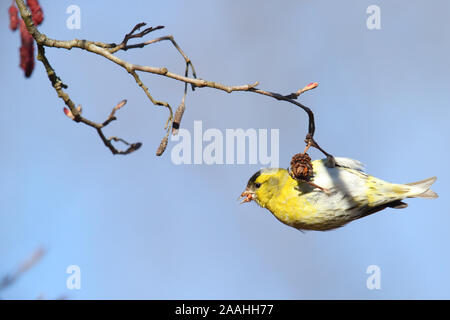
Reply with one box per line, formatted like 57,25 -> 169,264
290,152 -> 314,181
156,137 -> 168,156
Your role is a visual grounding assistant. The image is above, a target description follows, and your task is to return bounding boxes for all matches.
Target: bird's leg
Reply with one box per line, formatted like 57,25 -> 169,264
305,181 -> 331,194
302,139 -> 313,155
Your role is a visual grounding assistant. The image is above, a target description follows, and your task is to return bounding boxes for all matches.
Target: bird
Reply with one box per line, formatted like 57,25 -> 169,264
239,157 -> 438,231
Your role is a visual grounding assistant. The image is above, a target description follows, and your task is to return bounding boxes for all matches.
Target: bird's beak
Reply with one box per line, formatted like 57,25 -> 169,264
239,190 -> 254,204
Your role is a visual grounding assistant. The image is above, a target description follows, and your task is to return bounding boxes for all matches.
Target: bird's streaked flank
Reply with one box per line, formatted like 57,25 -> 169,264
240,157 -> 438,231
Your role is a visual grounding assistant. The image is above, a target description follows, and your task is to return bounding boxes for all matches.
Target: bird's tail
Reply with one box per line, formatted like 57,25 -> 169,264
405,177 -> 438,199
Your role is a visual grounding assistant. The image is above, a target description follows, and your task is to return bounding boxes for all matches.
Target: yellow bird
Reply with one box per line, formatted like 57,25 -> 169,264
240,157 -> 438,231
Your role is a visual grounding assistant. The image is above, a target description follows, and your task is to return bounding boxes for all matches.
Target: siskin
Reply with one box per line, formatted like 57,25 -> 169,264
240,157 -> 438,231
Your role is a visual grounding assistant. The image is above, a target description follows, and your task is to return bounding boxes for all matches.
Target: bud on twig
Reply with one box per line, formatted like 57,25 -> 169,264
296,82 -> 318,97
301,82 -> 318,92
63,107 -> 75,120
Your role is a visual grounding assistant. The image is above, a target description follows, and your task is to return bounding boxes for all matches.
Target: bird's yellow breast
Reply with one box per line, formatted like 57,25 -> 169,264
254,169 -> 320,228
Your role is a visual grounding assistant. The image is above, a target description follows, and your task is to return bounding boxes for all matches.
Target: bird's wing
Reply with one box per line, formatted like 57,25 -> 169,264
334,157 -> 365,172
311,158 -> 369,203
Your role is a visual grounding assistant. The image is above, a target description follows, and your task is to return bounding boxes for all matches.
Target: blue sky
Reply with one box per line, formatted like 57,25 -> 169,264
1,0 -> 449,299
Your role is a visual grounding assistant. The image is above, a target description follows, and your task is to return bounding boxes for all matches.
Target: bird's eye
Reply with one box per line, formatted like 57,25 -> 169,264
255,183 -> 261,188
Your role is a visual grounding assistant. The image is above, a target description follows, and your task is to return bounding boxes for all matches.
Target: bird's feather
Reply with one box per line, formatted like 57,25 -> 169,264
334,157 -> 365,172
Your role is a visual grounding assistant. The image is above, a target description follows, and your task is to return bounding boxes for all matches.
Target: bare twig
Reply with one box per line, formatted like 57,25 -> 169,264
36,45 -> 142,155
285,82 -> 318,99
102,99 -> 127,127
15,0 -> 333,159
104,136 -> 142,155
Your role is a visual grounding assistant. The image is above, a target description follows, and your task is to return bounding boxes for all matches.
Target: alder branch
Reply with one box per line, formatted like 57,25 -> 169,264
15,0 -> 333,160
36,45 -> 142,155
